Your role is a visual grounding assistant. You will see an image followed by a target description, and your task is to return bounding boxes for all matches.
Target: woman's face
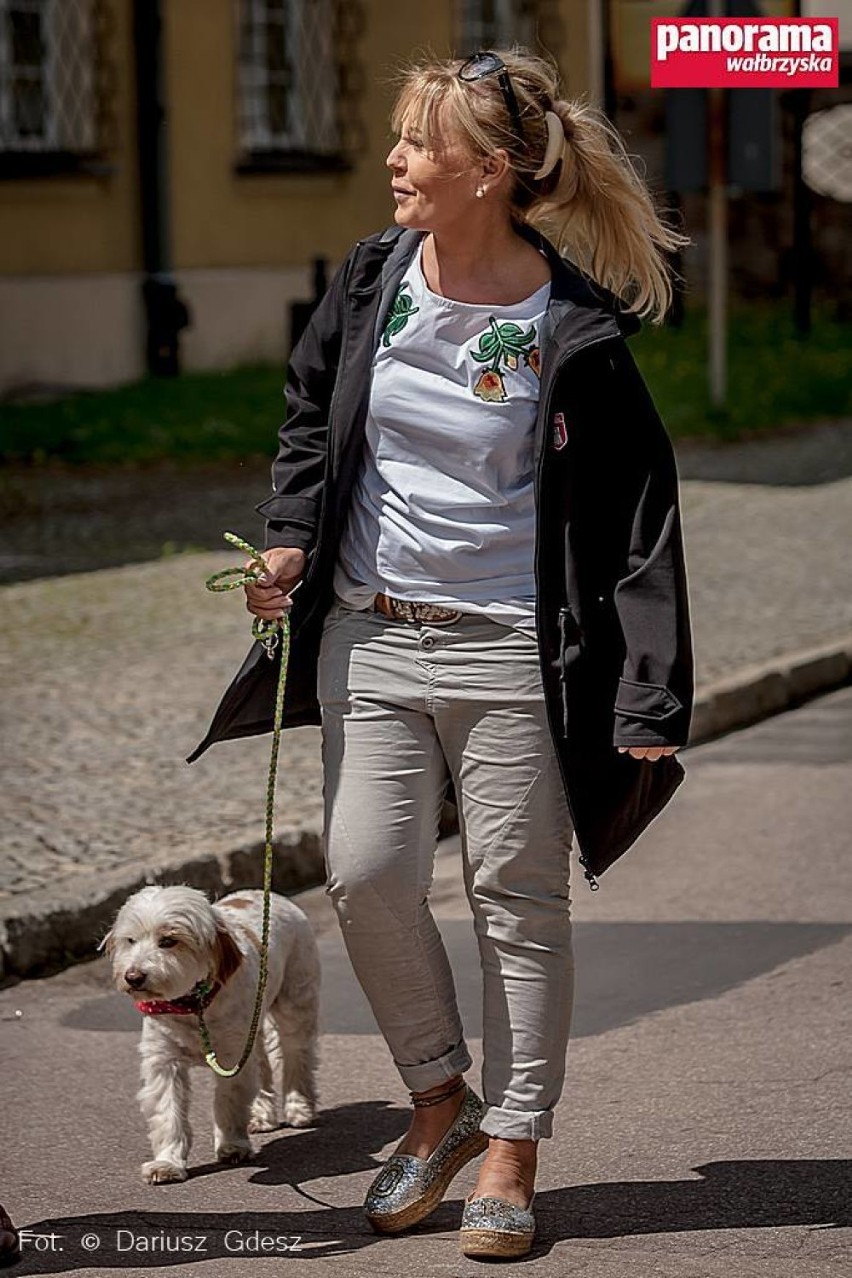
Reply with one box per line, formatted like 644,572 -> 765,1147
386,111 -> 480,234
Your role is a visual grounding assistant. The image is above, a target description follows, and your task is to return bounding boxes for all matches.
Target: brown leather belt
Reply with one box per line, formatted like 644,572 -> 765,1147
373,592 -> 463,626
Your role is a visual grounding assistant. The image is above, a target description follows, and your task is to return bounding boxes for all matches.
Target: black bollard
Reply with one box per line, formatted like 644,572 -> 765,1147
288,257 -> 329,356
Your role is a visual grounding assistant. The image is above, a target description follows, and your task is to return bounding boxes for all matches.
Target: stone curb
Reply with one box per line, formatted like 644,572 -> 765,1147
0,830 -> 323,987
688,631 -> 852,745
2,634 -> 850,986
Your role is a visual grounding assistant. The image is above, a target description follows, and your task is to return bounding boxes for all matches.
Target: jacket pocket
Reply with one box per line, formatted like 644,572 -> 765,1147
614,677 -> 683,722
254,493 -> 319,526
557,606 -> 582,738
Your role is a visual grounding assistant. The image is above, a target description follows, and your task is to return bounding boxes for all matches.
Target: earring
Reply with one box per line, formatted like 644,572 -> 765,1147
475,186 -> 486,198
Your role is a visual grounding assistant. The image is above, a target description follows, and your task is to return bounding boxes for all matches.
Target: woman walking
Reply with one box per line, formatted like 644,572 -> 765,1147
193,47 -> 693,1259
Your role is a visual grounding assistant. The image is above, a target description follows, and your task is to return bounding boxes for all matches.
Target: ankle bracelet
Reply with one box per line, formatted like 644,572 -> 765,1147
410,1077 -> 466,1108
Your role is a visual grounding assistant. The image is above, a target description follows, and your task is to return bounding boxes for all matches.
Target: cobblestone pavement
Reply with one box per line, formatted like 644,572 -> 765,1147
0,553 -> 323,904
1,432 -> 851,911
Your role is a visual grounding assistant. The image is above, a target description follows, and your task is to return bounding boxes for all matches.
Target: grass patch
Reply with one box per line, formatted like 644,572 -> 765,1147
1,306 -> 849,465
0,365 -> 285,465
632,304 -> 851,442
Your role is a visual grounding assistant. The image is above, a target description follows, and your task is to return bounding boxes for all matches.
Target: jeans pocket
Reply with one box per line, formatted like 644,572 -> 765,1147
322,598 -> 355,633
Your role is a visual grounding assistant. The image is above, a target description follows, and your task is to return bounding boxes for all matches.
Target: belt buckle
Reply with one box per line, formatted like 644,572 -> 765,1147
382,595 -> 461,626
415,602 -> 463,626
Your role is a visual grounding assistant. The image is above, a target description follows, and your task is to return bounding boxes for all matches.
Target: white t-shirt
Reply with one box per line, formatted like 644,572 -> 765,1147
334,241 -> 550,635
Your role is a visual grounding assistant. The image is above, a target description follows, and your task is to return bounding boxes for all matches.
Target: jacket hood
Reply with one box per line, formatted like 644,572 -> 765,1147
515,220 -> 643,340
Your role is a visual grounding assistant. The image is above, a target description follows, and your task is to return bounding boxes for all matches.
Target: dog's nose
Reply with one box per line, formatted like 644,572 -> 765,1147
124,968 -> 147,990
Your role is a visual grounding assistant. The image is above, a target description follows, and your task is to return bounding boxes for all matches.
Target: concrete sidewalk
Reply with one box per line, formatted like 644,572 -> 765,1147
1,428 -> 851,980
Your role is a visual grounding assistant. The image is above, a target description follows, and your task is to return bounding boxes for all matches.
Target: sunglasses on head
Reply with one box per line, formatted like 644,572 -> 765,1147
457,50 -> 525,144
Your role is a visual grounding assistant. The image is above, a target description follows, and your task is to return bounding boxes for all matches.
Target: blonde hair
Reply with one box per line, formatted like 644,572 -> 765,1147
391,49 -> 689,324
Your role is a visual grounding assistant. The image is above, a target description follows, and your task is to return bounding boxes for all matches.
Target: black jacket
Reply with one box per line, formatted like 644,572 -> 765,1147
189,224 -> 694,889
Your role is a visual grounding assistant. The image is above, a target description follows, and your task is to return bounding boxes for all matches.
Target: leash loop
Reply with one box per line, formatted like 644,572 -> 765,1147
197,532 -> 292,1077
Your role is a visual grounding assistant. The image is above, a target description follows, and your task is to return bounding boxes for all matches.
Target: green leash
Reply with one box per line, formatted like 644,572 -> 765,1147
199,532 -> 291,1077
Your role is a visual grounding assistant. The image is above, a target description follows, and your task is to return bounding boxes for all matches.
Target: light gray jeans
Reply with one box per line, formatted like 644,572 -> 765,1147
317,598 -> 575,1140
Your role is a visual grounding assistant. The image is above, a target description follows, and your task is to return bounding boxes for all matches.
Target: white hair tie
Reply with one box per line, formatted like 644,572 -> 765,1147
534,110 -> 564,181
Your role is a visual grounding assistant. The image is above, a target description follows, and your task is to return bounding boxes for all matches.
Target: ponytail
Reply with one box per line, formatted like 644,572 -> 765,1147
520,98 -> 689,324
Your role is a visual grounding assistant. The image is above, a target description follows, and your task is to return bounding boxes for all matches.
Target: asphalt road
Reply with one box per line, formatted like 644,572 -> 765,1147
1,687 -> 850,1277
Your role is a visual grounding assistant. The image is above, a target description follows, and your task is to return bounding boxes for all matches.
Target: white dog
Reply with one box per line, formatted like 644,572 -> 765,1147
103,884 -> 320,1184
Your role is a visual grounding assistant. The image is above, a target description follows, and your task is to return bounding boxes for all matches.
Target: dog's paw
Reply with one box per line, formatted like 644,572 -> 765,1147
248,1114 -> 278,1134
283,1091 -> 316,1128
142,1160 -> 188,1185
216,1142 -> 253,1166
248,1092 -> 279,1133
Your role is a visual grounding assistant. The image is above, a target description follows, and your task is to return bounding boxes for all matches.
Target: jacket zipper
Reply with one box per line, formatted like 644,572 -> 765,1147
534,330 -> 621,891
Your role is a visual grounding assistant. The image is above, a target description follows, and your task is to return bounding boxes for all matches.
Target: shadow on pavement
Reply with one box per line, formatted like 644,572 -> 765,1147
686,686 -> 852,766
63,921 -> 852,1041
675,419 -> 852,487
0,461 -> 268,585
313,920 -> 852,1041
14,1159 -> 850,1270
231,1100 -> 408,1186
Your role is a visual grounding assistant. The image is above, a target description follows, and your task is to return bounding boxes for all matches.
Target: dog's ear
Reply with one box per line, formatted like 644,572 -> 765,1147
97,928 -> 115,957
213,919 -> 243,987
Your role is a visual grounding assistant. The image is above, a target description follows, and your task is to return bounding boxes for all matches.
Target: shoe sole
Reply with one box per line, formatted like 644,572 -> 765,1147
365,1129 -> 489,1234
459,1226 -> 534,1258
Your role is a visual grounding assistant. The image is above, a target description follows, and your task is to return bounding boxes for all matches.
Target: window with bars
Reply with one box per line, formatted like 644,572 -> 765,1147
0,0 -> 112,174
456,0 -> 564,60
236,0 -> 365,171
457,0 -> 537,51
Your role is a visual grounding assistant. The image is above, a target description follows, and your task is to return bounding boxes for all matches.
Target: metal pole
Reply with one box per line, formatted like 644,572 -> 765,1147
132,0 -> 190,376
790,0 -> 811,336
707,0 -> 728,409
587,0 -> 605,109
133,0 -> 170,278
791,90 -> 812,336
602,0 -> 617,122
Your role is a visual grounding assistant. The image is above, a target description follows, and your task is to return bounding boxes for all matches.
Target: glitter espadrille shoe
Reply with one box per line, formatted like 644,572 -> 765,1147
459,1192 -> 536,1258
364,1081 -> 488,1233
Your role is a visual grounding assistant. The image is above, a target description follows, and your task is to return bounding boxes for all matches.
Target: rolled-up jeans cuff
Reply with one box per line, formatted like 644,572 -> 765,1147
395,1040 -> 473,1093
480,1106 -> 554,1141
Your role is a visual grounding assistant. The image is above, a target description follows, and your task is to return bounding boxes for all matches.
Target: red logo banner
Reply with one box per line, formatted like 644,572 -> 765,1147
651,17 -> 839,88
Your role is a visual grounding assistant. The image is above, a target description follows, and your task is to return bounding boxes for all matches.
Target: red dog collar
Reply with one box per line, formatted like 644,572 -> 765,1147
134,978 -> 220,1017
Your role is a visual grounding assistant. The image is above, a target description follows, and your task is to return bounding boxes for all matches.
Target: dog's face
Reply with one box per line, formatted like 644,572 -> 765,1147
102,885 -> 241,1000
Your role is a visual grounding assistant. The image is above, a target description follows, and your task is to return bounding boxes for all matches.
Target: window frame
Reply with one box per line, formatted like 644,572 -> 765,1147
0,0 -> 112,180
456,0 -> 538,53
235,0 -> 350,175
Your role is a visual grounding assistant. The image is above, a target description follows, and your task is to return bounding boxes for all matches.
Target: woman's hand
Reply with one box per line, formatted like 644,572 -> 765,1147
244,547 -> 306,621
617,745 -> 679,761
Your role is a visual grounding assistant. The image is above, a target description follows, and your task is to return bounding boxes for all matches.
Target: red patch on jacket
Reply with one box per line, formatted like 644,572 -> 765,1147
552,412 -> 568,451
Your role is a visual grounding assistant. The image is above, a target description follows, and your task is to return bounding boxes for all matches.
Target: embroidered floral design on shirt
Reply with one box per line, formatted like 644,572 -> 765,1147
472,370 -> 508,402
381,283 -> 420,347
470,317 -> 541,402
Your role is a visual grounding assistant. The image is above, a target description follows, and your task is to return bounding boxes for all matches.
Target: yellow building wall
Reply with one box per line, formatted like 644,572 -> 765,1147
167,0 -> 583,272
0,0 -> 140,276
0,0 -> 589,391
0,0 -> 588,279
166,0 -> 455,272
561,0 -> 593,98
